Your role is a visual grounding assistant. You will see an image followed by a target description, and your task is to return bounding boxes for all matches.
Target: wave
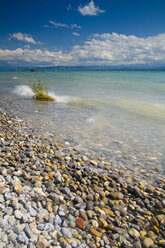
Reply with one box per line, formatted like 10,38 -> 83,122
12,85 -> 34,96
12,77 -> 19,80
112,100 -> 165,122
12,85 -> 79,104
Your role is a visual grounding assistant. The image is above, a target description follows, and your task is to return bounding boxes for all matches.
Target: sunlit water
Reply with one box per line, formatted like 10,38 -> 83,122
0,71 -> 165,175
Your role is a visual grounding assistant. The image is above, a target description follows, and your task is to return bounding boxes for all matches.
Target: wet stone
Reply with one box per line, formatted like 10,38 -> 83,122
76,217 -> 86,230
143,238 -> 154,248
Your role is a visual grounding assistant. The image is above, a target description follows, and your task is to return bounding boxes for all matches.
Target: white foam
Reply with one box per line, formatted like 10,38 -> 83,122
12,85 -> 77,104
86,116 -> 95,123
12,77 -> 18,80
49,92 -> 72,104
12,85 -> 34,96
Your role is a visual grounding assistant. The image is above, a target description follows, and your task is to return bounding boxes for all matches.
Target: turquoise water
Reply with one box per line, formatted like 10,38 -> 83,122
0,70 -> 165,173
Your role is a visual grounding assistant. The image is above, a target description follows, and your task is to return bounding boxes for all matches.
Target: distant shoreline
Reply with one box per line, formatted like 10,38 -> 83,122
0,66 -> 165,72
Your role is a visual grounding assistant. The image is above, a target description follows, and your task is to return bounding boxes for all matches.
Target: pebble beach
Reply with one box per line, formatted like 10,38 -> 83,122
0,98 -> 165,248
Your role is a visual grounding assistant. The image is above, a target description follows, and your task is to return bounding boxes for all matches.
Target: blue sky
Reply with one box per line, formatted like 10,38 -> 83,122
0,0 -> 165,67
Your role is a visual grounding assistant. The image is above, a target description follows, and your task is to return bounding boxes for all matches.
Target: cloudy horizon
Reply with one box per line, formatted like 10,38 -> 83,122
0,0 -> 165,68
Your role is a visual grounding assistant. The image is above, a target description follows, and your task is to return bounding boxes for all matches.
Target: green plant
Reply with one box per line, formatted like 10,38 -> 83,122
31,78 -> 54,101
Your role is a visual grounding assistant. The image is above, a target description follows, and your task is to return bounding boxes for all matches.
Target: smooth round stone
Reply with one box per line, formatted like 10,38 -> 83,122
68,214 -> 76,222
79,210 -> 88,221
99,218 -> 108,228
4,192 -> 12,201
54,215 -> 62,226
59,204 -> 67,213
27,206 -> 37,217
36,236 -> 50,248
37,224 -> 45,231
143,238 -> 154,248
69,221 -> 76,228
63,187 -> 71,196
76,217 -> 86,230
87,194 -> 94,201
44,223 -> 54,232
61,227 -> 72,239
86,201 -> 94,210
0,195 -> 5,203
58,211 -> 66,216
90,220 -> 98,228
1,233 -> 8,243
8,232 -> 18,244
0,204 -> 5,211
5,207 -> 13,215
17,232 -> 29,245
74,196 -> 84,204
71,240 -> 78,248
86,210 -> 94,219
128,228 -> 140,239
14,210 -> 23,220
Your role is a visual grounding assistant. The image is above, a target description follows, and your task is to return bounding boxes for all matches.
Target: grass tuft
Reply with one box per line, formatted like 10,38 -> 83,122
31,78 -> 54,101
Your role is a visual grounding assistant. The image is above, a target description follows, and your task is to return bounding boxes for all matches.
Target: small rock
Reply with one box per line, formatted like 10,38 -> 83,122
17,232 -> 29,245
76,217 -> 86,230
14,210 -> 23,220
143,238 -> 154,248
90,229 -> 102,238
61,227 -> 72,239
128,228 -> 140,239
36,236 -> 50,248
74,196 -> 84,204
54,215 -> 62,226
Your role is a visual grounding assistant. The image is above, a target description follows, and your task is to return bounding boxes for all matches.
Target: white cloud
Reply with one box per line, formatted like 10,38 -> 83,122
49,21 -> 69,28
70,24 -> 82,29
66,4 -> 72,11
10,32 -> 41,44
1,33 -> 165,66
78,0 -> 105,16
46,21 -> 82,29
0,48 -> 72,66
24,45 -> 30,49
73,32 -> 80,37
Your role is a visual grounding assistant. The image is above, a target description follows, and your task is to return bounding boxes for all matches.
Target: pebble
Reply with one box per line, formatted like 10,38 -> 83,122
14,210 -> 23,220
36,236 -> 50,248
0,111 -> 164,248
143,238 -> 154,248
128,228 -> 140,239
76,217 -> 86,230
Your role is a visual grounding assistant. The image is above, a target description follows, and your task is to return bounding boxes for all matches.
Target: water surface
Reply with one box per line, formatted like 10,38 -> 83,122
0,70 -> 165,175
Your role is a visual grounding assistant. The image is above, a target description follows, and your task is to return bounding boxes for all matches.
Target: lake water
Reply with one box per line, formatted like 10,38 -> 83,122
0,70 -> 165,175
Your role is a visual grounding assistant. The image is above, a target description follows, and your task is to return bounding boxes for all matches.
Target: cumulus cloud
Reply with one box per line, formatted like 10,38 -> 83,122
78,0 -> 105,16
72,32 -> 80,37
0,48 -> 72,66
1,33 -> 165,66
10,33 -> 41,44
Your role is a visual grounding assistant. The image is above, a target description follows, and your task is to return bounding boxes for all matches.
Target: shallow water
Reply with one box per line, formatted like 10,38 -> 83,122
0,70 -> 165,174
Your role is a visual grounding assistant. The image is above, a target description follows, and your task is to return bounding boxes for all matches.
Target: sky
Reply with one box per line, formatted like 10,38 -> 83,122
0,0 -> 165,67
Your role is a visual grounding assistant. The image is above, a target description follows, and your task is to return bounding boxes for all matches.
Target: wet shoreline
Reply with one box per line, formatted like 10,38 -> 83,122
0,98 -> 165,247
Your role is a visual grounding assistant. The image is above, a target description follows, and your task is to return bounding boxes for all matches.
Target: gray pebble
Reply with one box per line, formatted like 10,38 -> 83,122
14,210 -> 23,220
17,232 -> 29,245
44,223 -> 54,232
61,227 -> 72,239
0,195 -> 5,203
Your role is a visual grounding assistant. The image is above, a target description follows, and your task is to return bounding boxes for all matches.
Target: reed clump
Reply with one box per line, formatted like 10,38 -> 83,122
31,79 -> 54,101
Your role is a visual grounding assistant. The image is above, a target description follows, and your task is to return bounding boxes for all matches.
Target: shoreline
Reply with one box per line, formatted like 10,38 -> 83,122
0,107 -> 165,247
